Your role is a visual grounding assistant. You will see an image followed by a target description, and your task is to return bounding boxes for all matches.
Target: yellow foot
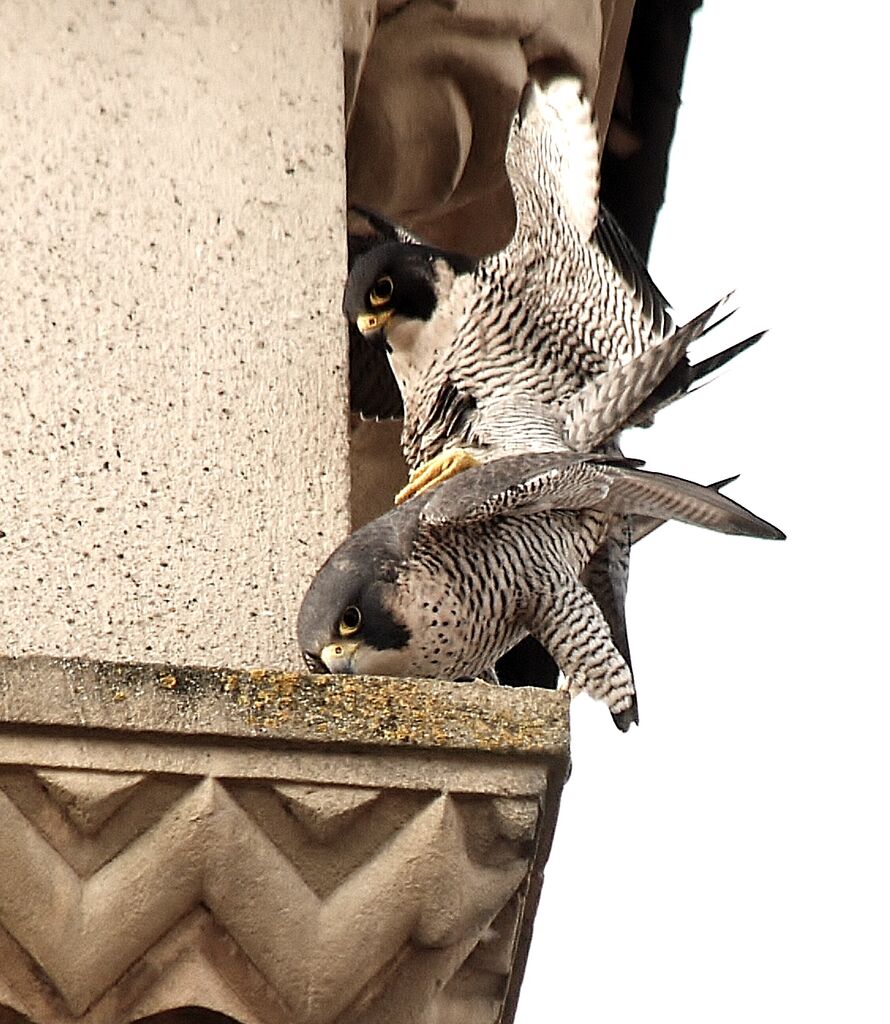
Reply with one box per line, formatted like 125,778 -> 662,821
395,448 -> 480,504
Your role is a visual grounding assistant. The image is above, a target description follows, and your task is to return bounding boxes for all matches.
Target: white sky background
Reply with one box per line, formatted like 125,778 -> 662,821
517,4 -> 889,1022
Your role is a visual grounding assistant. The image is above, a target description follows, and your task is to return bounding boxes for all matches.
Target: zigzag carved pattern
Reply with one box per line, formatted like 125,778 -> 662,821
0,768 -> 538,1024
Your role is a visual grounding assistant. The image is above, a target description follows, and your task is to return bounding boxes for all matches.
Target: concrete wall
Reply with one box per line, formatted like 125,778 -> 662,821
0,1 -> 350,669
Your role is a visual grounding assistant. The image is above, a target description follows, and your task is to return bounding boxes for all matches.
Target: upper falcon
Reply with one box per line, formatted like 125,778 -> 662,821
343,77 -> 759,477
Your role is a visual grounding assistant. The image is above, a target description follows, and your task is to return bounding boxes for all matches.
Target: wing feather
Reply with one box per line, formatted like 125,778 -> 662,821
561,294 -> 734,450
507,78 -> 600,245
593,206 -> 673,338
419,453 -> 784,541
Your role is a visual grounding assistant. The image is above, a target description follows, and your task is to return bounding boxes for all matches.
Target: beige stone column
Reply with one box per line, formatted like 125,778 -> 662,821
0,0 -> 350,668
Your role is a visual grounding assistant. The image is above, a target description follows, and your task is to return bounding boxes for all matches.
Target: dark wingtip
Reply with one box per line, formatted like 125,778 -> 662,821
729,501 -> 787,541
689,330 -> 766,384
741,514 -> 786,541
708,474 -> 741,491
699,306 -> 738,337
612,701 -> 639,732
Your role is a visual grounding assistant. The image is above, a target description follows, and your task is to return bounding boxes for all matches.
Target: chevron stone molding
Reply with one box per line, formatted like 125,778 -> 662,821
0,656 -> 569,1024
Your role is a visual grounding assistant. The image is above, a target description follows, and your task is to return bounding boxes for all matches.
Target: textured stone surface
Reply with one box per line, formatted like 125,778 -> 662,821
0,656 -> 568,757
0,657 -> 569,1024
0,0 -> 350,668
344,0 -> 634,256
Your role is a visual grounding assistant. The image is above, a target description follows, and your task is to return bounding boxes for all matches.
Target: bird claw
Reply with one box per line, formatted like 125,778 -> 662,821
395,448 -> 480,504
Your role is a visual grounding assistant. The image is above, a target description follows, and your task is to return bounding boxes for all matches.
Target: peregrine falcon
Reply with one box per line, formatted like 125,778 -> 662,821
342,78 -> 762,495
343,76 -> 780,721
298,453 -> 784,730
342,77 -> 769,713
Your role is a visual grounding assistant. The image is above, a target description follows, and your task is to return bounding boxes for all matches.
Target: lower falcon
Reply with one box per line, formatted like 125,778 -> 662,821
298,453 -> 784,730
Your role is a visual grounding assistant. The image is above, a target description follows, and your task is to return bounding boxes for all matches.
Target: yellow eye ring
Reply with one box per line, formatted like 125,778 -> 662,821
339,605 -> 362,636
369,276 -> 394,308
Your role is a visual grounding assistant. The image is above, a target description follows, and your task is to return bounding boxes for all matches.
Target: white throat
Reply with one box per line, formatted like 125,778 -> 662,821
386,259 -> 468,384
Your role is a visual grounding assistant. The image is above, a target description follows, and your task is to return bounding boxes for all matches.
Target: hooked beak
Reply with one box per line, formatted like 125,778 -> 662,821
303,651 -> 327,673
320,640 -> 360,674
356,308 -> 393,336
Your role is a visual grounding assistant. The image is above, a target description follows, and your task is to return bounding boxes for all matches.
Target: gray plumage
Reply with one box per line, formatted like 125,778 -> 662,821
341,78 -> 768,726
298,454 -> 784,728
343,80 -> 759,472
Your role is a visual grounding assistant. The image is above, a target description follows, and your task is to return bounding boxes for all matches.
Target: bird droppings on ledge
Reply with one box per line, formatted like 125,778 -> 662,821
0,654 -> 570,759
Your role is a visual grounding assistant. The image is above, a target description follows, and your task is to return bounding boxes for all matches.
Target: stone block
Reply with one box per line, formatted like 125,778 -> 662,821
0,0 -> 350,668
0,656 -> 569,1024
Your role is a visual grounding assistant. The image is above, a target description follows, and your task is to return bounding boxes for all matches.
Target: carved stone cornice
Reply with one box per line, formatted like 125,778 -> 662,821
0,656 -> 569,1024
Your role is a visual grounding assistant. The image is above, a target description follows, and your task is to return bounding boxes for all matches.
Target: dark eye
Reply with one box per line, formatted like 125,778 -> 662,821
338,605 -> 362,636
368,276 -> 394,308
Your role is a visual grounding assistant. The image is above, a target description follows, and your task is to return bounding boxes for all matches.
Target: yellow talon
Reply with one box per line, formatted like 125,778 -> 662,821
395,448 -> 481,504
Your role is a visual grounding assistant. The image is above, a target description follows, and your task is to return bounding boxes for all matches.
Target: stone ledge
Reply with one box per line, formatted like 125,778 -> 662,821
0,656 -> 568,758
0,656 -> 569,1024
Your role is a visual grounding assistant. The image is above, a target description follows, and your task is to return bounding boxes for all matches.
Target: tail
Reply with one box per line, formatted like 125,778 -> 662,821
563,295 -> 731,450
630,329 -> 765,428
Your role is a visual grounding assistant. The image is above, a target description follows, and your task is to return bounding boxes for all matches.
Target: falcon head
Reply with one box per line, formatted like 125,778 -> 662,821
298,513 -> 415,677
342,241 -> 475,352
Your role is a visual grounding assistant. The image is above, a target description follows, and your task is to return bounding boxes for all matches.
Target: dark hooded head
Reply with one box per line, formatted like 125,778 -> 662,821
297,509 -> 417,676
342,240 -> 475,342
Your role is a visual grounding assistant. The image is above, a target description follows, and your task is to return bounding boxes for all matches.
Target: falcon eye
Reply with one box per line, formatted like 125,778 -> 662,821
368,276 -> 394,308
338,605 -> 362,636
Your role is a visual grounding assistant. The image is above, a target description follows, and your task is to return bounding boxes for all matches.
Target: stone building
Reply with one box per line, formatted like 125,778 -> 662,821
0,2 -> 696,1019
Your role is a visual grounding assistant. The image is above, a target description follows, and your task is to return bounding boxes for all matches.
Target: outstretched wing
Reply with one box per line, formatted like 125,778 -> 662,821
594,206 -> 673,339
561,294 -> 735,449
630,476 -> 740,543
505,77 -> 601,249
419,452 -> 784,540
503,78 -> 672,358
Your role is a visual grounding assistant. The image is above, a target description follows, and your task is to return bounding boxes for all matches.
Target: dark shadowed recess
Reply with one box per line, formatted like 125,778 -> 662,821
600,0 -> 701,262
